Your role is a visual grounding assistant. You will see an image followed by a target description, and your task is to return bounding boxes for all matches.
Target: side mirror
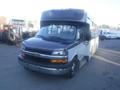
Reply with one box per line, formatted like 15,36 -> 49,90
84,24 -> 91,41
76,30 -> 80,41
85,32 -> 91,41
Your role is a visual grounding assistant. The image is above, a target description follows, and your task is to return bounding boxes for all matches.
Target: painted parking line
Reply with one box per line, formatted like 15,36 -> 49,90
98,48 -> 120,55
94,55 -> 120,67
97,48 -> 120,59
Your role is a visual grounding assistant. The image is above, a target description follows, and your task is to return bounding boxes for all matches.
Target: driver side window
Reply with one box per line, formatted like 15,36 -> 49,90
76,28 -> 85,41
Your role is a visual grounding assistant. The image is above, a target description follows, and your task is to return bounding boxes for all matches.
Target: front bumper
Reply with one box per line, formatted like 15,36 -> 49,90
18,55 -> 71,75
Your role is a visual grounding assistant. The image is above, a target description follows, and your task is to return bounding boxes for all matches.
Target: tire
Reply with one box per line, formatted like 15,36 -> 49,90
8,33 -> 16,43
66,58 -> 79,78
23,66 -> 35,72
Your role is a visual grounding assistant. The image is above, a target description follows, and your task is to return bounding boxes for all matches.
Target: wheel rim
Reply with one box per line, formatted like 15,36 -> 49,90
71,62 -> 76,75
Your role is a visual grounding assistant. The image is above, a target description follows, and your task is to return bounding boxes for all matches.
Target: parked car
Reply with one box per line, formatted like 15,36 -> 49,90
116,32 -> 120,39
105,32 -> 117,39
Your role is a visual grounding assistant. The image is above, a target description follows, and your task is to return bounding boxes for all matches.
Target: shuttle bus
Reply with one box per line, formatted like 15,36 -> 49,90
18,9 -> 99,78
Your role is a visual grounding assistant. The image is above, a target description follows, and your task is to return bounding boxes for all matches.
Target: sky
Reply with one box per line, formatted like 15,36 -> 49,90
0,0 -> 120,26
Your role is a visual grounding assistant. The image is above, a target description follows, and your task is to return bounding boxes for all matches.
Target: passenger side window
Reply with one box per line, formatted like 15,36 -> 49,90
80,24 -> 91,41
79,29 -> 85,41
77,28 -> 85,42
76,24 -> 91,42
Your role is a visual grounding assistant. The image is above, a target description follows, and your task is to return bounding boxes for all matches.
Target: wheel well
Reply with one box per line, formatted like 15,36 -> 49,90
71,55 -> 80,67
72,55 -> 78,62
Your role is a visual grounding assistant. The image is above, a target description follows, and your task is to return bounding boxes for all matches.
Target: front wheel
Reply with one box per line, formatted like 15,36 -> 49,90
66,60 -> 79,78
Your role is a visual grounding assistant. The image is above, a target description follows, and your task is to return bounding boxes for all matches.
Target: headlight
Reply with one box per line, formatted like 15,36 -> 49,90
52,50 -> 66,56
21,44 -> 25,50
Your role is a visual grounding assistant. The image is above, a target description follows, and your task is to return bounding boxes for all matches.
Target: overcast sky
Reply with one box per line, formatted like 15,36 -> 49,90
0,0 -> 120,26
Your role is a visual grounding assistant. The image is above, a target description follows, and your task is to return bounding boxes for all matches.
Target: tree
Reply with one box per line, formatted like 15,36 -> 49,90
99,24 -> 110,29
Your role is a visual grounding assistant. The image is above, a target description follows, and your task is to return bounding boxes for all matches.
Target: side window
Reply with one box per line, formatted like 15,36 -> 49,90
79,26 -> 88,41
87,18 -> 93,30
76,24 -> 91,41
87,18 -> 96,38
79,28 -> 85,41
81,24 -> 91,41
76,28 -> 85,41
91,23 -> 99,38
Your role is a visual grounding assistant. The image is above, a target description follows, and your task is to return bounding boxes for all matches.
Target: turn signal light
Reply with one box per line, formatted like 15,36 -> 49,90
50,59 -> 67,64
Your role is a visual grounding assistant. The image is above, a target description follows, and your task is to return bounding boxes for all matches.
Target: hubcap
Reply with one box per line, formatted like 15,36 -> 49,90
71,62 -> 76,74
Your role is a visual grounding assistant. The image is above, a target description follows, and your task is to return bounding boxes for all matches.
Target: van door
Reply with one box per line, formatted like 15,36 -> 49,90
68,27 -> 90,62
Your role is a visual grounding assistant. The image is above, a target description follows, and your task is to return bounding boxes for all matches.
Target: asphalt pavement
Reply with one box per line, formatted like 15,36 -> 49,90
0,40 -> 120,90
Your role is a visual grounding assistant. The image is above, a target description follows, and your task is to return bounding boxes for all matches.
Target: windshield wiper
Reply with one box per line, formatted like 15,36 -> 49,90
36,35 -> 72,44
48,36 -> 65,41
48,36 -> 73,44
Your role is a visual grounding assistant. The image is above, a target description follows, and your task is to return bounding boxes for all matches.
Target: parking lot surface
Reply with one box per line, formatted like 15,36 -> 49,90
0,40 -> 120,90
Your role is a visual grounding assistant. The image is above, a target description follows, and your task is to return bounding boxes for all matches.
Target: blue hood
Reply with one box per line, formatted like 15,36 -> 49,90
23,37 -> 70,50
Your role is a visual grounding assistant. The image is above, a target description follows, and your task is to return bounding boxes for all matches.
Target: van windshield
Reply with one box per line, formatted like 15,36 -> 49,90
36,25 -> 76,43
